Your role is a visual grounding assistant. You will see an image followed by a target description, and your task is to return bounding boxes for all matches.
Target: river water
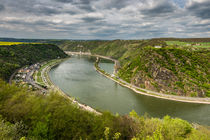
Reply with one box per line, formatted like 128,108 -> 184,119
49,55 -> 210,125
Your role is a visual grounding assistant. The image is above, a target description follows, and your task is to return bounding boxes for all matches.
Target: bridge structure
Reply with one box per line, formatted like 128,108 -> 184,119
65,51 -> 91,55
65,51 -> 120,74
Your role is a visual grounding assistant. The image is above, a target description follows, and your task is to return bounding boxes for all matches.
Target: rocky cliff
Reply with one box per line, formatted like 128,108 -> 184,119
118,46 -> 209,97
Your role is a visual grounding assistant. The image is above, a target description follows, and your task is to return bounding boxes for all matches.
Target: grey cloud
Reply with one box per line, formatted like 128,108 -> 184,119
55,0 -> 94,11
75,0 -> 95,12
77,5 -> 94,12
55,0 -> 94,5
2,0 -> 80,16
102,0 -> 129,10
187,1 -> 210,19
190,22 -> 210,28
2,0 -> 62,16
0,0 -> 209,39
0,4 -> 5,11
0,19 -> 56,27
65,10 -> 77,15
81,17 -> 103,23
75,0 -> 92,5
111,0 -> 129,9
55,0 -> 73,3
141,1 -> 176,17
93,28 -> 119,37
31,6 -> 61,16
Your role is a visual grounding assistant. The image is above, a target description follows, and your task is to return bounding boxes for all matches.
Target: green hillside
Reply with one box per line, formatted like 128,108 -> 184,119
0,44 -> 67,81
118,46 -> 210,97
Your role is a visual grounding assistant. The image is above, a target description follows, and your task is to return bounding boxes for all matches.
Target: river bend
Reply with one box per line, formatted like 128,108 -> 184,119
49,56 -> 210,125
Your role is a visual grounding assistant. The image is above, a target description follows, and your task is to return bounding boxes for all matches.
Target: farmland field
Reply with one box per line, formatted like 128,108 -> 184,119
166,41 -> 210,48
0,41 -> 25,45
0,41 -> 40,46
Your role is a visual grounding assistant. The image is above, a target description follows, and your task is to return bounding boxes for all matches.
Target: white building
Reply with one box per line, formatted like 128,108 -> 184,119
154,46 -> 162,48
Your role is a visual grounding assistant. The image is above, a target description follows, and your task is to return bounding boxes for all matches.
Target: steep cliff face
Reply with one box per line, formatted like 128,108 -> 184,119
118,46 -> 210,97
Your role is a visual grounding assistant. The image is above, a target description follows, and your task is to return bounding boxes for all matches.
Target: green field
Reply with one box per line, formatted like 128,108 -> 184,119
34,63 -> 48,85
166,41 -> 210,48
34,59 -> 64,86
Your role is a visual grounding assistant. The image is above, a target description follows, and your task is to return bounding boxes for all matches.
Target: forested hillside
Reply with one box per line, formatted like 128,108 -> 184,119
118,46 -> 210,97
55,39 -> 210,97
0,80 -> 210,139
0,44 -> 67,81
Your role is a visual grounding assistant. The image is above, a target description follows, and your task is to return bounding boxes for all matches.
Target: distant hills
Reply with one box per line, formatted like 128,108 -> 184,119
1,37 -> 210,43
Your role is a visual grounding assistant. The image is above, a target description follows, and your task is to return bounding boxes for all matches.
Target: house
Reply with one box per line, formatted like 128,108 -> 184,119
154,46 -> 162,48
22,74 -> 26,79
111,74 -> 115,77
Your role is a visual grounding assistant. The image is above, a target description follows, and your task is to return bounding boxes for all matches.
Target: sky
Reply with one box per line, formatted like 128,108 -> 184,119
0,0 -> 209,40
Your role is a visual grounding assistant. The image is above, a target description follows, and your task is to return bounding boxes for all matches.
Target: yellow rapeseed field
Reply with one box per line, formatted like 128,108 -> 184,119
0,41 -> 24,45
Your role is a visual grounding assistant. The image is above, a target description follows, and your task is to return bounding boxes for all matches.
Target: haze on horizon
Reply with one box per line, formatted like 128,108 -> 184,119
0,0 -> 209,40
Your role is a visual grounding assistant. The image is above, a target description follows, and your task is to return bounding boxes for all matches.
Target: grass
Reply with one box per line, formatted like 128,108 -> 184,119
35,63 -> 48,85
35,59 -> 65,86
37,76 -> 44,85
166,41 -> 210,48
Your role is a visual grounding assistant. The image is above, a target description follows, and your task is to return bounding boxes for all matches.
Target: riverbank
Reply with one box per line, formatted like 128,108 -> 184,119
65,51 -> 210,104
42,58 -> 101,115
9,57 -> 101,114
94,61 -> 210,105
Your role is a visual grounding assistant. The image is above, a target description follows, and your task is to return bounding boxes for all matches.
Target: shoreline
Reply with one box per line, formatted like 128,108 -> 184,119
94,61 -> 210,105
43,58 -> 101,115
65,51 -> 210,104
32,52 -> 210,114
9,57 -> 101,114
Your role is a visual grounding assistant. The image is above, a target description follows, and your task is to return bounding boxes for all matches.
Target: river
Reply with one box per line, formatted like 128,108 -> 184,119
49,55 -> 210,125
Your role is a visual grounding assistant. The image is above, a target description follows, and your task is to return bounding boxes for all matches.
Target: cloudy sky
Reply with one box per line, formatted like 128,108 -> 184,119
0,0 -> 209,39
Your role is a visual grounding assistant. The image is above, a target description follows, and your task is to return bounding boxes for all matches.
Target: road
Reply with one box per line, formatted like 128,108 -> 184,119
25,69 -> 48,92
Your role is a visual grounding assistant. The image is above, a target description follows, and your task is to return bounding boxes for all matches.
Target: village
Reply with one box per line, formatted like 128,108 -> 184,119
13,63 -> 47,93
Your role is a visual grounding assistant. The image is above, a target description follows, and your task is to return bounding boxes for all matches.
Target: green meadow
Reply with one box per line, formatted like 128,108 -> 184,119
166,41 -> 210,48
